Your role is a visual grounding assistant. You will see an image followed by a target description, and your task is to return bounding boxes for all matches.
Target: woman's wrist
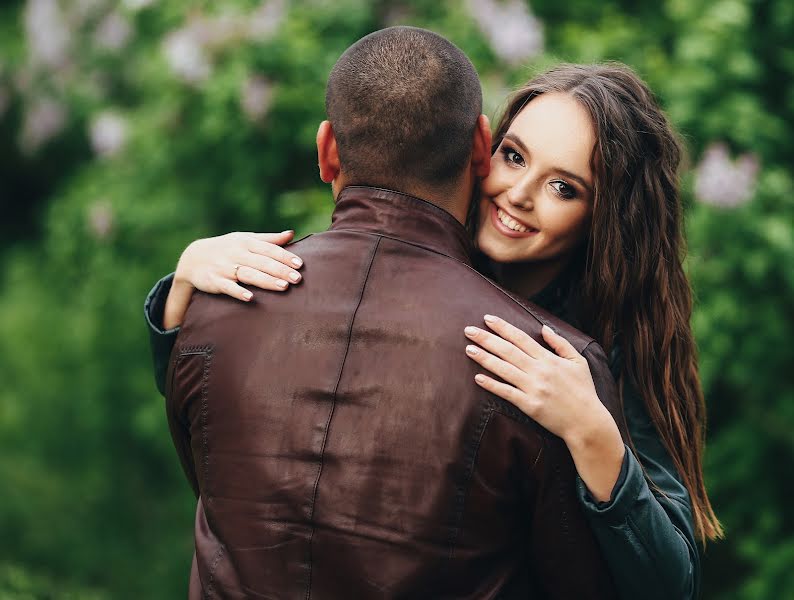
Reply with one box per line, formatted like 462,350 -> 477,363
564,404 -> 626,502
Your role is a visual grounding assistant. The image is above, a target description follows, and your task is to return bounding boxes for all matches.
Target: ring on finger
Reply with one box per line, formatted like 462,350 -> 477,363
233,264 -> 241,281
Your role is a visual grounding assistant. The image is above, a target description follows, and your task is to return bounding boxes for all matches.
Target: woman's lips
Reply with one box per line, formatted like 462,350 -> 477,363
489,202 -> 538,239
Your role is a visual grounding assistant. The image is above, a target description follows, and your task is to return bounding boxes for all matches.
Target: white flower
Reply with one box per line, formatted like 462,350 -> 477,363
25,0 -> 72,68
241,75 -> 273,122
90,111 -> 127,157
123,0 -> 155,10
694,143 -> 760,208
163,28 -> 212,84
94,12 -> 133,51
466,0 -> 544,65
19,97 -> 67,154
248,0 -> 286,39
87,201 -> 114,239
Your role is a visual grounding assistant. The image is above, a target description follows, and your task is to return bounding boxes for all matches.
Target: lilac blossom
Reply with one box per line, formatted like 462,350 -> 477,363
163,27 -> 212,84
94,12 -> 133,52
466,0 -> 544,65
241,75 -> 273,122
89,111 -> 127,157
19,97 -> 67,154
25,0 -> 72,68
694,143 -> 760,208
87,202 -> 114,239
248,0 -> 287,39
123,0 -> 156,10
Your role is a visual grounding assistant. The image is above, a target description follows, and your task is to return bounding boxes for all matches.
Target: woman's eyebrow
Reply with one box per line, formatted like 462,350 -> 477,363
503,132 -> 529,155
555,168 -> 593,194
504,132 -> 593,194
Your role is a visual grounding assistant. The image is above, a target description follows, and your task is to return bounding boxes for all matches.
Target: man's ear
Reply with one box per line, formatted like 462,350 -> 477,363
316,120 -> 341,183
471,114 -> 492,179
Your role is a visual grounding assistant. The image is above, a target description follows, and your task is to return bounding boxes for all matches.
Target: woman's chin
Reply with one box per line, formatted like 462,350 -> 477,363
476,234 -> 526,264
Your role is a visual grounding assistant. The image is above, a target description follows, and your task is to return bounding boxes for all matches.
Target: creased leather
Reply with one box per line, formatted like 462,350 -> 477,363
165,186 -> 619,599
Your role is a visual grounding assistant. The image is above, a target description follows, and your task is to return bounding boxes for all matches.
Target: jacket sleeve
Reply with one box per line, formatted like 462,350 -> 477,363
575,374 -> 700,600
144,273 -> 180,396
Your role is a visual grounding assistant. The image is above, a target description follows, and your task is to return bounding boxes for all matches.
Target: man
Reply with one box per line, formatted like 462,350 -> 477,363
163,27 -> 619,598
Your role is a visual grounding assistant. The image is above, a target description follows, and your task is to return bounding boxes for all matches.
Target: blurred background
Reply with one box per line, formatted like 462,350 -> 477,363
0,0 -> 792,597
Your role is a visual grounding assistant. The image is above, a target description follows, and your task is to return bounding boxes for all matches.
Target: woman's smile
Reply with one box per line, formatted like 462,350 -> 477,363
489,201 -> 539,238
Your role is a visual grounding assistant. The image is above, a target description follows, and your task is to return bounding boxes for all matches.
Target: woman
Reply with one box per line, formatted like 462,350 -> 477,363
145,63 -> 721,598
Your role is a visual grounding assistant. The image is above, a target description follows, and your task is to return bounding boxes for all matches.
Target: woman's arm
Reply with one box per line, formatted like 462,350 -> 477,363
144,231 -> 305,394
576,376 -> 699,600
464,317 -> 699,600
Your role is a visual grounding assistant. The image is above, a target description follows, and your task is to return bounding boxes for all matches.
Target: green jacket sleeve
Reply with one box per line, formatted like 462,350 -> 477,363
143,273 -> 180,396
576,375 -> 700,600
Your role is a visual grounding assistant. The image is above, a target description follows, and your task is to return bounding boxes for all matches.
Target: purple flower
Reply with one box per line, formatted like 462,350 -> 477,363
87,201 -> 114,240
94,12 -> 133,51
163,27 -> 212,84
89,111 -> 127,157
19,97 -> 67,154
25,0 -> 72,68
466,0 -> 544,65
248,0 -> 286,39
694,143 -> 760,208
241,75 -> 273,122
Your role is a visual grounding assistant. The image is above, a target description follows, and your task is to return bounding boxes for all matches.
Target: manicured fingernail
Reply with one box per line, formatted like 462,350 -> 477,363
291,257 -> 303,268
276,279 -> 288,288
289,272 -> 301,282
282,230 -> 293,235
475,374 -> 486,384
542,324 -> 555,334
484,314 -> 498,323
242,291 -> 253,301
464,326 -> 478,336
466,345 -> 479,355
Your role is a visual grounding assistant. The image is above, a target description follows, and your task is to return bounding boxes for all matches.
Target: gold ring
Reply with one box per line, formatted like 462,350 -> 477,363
233,264 -> 241,281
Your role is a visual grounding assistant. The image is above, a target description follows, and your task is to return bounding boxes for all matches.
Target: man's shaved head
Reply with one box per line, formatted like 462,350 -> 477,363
325,27 -> 483,192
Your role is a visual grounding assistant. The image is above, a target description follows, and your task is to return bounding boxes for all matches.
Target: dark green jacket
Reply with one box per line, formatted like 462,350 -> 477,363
145,273 -> 699,599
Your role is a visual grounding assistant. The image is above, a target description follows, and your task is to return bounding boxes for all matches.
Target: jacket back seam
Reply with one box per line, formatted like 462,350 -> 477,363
303,235 -> 382,600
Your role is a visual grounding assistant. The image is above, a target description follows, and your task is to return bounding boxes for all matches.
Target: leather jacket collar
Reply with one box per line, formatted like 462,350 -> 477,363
330,186 -> 474,264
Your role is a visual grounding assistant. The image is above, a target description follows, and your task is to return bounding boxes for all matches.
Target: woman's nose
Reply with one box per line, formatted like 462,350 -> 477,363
506,182 -> 534,211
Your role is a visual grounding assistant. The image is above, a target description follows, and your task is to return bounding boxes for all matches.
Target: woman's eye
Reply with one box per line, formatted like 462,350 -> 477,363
501,146 -> 525,167
550,180 -> 576,199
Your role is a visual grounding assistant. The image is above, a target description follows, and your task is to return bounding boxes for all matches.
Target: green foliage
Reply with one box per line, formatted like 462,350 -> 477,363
0,1 -> 791,597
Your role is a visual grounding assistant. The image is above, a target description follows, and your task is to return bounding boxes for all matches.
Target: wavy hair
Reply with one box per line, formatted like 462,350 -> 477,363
491,63 -> 722,543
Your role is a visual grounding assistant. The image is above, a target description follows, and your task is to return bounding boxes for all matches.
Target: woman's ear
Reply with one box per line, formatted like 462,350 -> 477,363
471,114 -> 492,179
316,120 -> 341,183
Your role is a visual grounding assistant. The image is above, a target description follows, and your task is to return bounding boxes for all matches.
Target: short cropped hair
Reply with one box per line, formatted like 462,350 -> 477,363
326,27 -> 482,191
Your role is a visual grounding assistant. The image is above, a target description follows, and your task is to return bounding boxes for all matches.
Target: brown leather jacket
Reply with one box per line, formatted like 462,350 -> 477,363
167,186 -> 621,599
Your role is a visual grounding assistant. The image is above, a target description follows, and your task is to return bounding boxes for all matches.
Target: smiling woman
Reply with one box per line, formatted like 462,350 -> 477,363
476,92 -> 595,296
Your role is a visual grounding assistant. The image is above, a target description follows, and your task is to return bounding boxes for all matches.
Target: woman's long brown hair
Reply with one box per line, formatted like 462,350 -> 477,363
491,63 -> 722,543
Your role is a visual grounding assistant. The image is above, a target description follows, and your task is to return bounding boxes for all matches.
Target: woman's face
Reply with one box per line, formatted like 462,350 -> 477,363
476,92 -> 596,266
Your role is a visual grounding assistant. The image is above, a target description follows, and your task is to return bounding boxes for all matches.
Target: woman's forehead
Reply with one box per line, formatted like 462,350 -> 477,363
508,93 -> 595,171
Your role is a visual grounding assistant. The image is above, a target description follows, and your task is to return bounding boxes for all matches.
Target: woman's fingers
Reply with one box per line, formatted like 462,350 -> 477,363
247,237 -> 304,269
235,266 -> 291,292
242,254 -> 302,285
464,326 -> 531,370
473,373 -> 526,406
252,230 -> 295,244
541,324 -> 580,360
465,344 -> 528,389
217,278 -> 255,302
483,315 -> 551,360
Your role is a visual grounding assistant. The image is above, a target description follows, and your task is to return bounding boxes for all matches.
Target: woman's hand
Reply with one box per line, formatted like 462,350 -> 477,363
163,231 -> 304,329
464,314 -> 625,502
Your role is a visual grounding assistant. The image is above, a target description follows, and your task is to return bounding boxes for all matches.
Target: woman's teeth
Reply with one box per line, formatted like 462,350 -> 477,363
497,208 -> 530,233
